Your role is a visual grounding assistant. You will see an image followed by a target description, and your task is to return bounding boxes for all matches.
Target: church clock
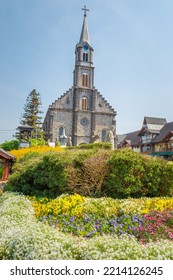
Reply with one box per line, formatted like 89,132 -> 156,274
83,44 -> 88,50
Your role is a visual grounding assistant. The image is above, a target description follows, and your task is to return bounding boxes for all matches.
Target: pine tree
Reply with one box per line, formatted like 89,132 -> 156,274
20,89 -> 44,142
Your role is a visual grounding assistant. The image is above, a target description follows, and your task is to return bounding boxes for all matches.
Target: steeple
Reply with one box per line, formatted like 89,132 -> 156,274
79,5 -> 91,46
74,5 -> 94,89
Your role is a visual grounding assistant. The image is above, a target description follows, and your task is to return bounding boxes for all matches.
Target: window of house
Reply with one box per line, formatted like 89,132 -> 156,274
142,146 -> 151,153
82,97 -> 87,110
141,133 -> 152,144
82,74 -> 88,87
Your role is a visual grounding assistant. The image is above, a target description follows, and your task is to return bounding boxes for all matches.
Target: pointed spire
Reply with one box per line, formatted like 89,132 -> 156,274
79,6 -> 91,45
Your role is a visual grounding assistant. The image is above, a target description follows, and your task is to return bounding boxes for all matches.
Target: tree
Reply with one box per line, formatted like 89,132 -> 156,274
20,89 -> 45,142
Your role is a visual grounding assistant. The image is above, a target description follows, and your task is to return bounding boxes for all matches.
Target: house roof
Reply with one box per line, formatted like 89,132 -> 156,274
151,122 -> 173,143
0,148 -> 16,160
143,116 -> 167,126
117,134 -> 126,144
117,131 -> 141,147
138,116 -> 167,136
124,130 -> 141,146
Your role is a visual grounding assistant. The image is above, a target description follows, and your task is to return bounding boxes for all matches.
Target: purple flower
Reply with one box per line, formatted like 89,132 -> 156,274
70,216 -> 75,222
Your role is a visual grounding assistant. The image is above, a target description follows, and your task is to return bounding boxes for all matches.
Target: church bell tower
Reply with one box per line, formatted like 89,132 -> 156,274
73,6 -> 94,89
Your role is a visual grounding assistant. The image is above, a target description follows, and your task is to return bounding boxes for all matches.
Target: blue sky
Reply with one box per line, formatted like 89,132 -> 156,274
0,0 -> 173,144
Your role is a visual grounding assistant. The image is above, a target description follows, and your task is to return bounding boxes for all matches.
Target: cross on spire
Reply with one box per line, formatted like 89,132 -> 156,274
82,5 -> 89,17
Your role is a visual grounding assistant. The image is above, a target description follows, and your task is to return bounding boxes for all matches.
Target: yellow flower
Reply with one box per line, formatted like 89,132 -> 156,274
10,145 -> 63,159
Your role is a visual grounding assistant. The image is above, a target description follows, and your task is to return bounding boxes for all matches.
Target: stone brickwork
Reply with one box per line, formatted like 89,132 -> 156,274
51,110 -> 73,142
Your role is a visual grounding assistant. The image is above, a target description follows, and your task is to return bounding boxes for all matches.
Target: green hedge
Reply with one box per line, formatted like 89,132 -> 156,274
5,150 -> 96,197
103,149 -> 173,198
67,142 -> 112,150
5,148 -> 173,198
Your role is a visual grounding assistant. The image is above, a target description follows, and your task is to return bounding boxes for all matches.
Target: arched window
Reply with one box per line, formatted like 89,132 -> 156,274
82,97 -> 87,110
58,127 -> 64,139
101,130 -> 107,142
58,127 -> 67,146
82,74 -> 88,87
83,52 -> 88,62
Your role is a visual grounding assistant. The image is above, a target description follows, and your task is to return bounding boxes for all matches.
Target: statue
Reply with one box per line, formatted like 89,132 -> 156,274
107,125 -> 115,150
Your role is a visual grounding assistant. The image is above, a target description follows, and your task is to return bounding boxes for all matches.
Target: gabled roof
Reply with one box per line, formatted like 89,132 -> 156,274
138,116 -> 167,136
117,131 -> 141,147
151,122 -> 173,143
0,148 -> 15,160
143,116 -> 167,126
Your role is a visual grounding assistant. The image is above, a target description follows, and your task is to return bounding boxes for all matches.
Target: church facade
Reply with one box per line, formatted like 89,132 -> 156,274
43,7 -> 116,146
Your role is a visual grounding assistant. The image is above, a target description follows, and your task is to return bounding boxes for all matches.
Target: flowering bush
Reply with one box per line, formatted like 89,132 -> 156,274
141,197 -> 173,213
30,194 -> 86,218
135,210 -> 173,243
1,192 -> 173,260
10,145 -> 63,159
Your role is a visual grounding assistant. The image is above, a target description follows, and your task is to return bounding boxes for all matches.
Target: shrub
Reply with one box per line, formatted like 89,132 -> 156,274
0,166 -> 4,179
4,153 -> 44,195
103,149 -> 144,198
0,140 -> 19,151
141,156 -> 173,197
67,142 -> 112,150
5,149 -> 97,197
5,151 -> 69,197
67,151 -> 110,197
6,147 -> 173,198
103,149 -> 173,198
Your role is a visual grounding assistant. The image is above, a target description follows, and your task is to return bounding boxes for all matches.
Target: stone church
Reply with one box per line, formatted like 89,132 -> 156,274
43,6 -> 116,147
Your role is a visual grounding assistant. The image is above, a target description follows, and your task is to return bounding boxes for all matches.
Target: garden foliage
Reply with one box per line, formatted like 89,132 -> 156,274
104,149 -> 173,198
0,192 -> 173,260
5,148 -> 173,198
66,142 -> 112,150
0,140 -> 19,151
6,149 -> 96,197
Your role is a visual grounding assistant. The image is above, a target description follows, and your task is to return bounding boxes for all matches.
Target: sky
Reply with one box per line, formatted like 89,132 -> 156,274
0,0 -> 173,144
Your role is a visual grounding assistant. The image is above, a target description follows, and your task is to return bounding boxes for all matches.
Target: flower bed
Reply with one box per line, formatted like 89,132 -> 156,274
29,194 -> 173,242
0,192 -> 173,259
